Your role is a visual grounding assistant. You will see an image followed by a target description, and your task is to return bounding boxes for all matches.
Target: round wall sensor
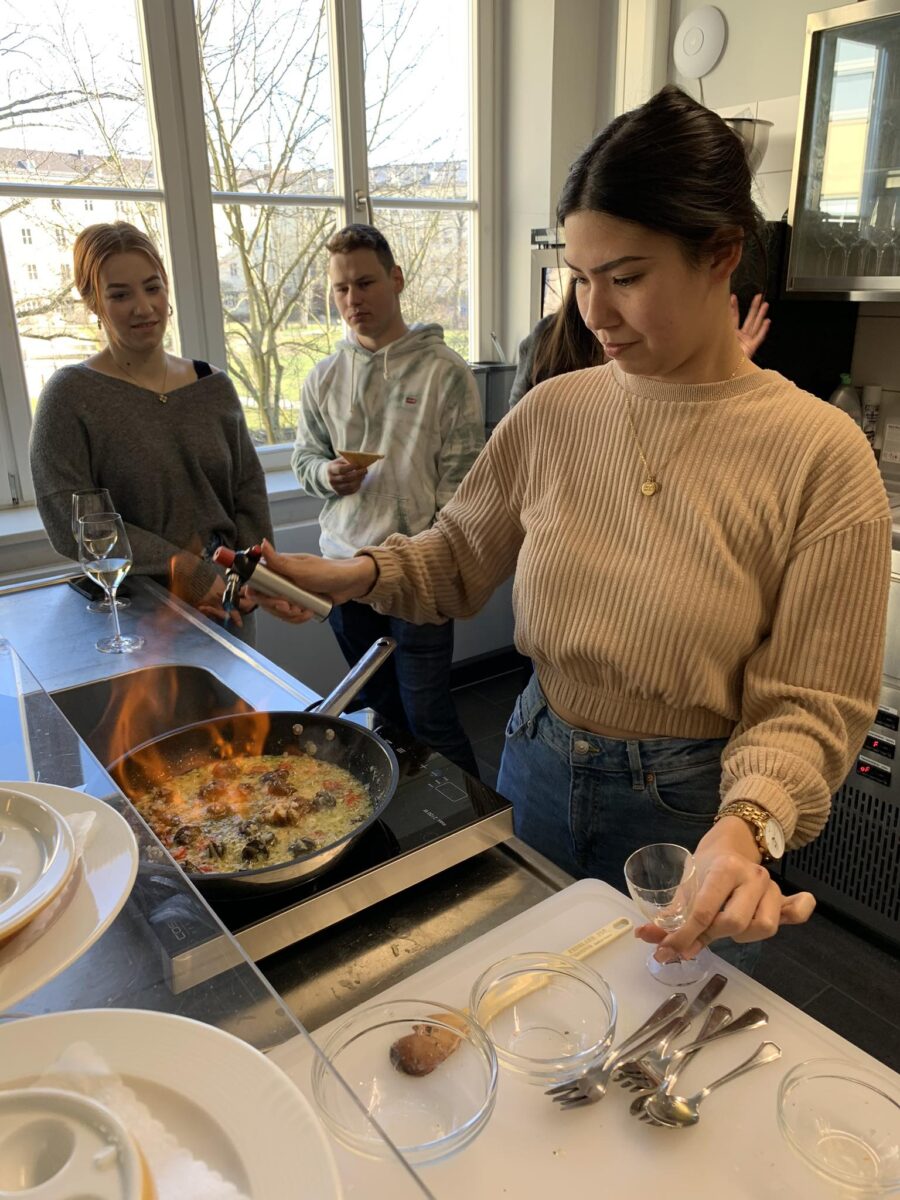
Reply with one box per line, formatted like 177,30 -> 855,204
673,5 -> 727,79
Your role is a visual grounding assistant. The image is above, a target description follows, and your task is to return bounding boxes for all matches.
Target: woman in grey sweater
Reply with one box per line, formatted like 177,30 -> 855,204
29,222 -> 272,629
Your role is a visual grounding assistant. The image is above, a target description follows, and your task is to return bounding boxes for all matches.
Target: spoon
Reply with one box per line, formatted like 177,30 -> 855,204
642,1041 -> 782,1127
628,1004 -> 732,1115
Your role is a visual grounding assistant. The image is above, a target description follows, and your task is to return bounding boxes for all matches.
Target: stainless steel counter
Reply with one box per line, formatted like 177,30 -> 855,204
0,576 -> 567,1195
0,580 -> 438,1195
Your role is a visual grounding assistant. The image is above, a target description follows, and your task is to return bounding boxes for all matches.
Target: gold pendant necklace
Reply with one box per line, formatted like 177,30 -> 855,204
623,352 -> 747,499
111,351 -> 169,403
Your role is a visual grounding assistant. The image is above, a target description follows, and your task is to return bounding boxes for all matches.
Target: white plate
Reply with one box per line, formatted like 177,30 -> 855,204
0,782 -> 138,1011
0,1086 -> 143,1199
0,786 -> 75,941
0,1009 -> 342,1199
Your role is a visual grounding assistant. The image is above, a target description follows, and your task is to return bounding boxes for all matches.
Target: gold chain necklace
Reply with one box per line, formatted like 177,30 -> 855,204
623,354 -> 747,498
110,351 -> 170,404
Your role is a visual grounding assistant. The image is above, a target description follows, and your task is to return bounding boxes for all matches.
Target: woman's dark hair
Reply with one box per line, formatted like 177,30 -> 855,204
557,85 -> 764,268
530,278 -> 605,387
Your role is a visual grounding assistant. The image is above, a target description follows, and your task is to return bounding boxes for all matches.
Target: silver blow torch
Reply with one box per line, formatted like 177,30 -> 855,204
214,545 -> 333,622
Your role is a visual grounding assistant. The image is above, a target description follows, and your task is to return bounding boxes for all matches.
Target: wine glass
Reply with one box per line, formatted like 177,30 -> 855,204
71,489 -> 130,612
809,211 -> 838,276
624,843 -> 712,986
77,513 -> 145,654
834,216 -> 859,280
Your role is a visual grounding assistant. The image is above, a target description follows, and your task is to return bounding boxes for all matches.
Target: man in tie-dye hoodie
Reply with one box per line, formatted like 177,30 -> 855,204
292,224 -> 483,774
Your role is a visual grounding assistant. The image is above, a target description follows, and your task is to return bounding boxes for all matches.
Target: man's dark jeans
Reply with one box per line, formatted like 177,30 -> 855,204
328,600 -> 479,777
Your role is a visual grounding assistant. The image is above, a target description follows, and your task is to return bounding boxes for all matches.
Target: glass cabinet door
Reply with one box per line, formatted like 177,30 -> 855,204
788,1 -> 900,298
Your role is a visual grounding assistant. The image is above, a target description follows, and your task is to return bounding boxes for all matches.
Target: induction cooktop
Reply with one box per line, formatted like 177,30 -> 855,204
138,718 -> 512,981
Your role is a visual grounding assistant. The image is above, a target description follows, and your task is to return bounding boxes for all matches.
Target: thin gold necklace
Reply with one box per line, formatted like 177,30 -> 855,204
623,353 -> 747,498
110,350 -> 170,404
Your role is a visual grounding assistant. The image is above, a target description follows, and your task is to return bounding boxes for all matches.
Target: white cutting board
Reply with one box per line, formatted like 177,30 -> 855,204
311,878 -> 897,1200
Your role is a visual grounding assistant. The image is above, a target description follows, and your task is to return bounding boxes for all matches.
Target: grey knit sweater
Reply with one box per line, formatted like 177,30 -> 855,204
29,363 -> 273,603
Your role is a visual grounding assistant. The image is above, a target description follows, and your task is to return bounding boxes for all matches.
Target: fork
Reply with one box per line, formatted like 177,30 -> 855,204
620,1003 -> 732,1095
614,972 -> 727,1090
546,991 -> 688,1108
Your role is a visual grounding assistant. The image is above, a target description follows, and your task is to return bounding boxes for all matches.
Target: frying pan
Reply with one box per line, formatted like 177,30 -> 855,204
109,638 -> 400,897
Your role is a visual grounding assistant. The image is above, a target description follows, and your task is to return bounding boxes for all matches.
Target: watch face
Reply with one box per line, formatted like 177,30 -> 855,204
764,818 -> 785,859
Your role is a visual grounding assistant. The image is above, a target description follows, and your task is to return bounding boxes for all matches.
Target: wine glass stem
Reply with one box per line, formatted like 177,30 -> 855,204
108,587 -> 123,642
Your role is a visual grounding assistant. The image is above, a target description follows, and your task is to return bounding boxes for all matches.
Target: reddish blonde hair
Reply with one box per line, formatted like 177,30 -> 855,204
73,222 -> 168,318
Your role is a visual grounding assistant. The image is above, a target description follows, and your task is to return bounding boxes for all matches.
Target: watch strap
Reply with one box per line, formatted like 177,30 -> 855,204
715,801 -> 783,862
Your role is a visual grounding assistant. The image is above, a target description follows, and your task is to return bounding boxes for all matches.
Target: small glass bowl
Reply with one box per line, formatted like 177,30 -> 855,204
777,1058 -> 900,1196
311,999 -> 498,1166
469,951 -> 617,1086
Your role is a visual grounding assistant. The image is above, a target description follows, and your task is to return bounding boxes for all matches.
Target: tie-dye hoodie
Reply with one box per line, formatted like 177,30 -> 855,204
291,323 -> 484,558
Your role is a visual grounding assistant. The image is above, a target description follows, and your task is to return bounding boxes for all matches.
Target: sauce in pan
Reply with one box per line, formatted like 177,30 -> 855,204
134,752 -> 374,874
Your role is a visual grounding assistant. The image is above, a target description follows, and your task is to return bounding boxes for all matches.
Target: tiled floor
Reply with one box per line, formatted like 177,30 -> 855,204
454,669 -> 900,1073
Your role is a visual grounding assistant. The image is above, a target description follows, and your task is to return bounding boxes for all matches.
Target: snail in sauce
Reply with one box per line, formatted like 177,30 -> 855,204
133,751 -> 373,874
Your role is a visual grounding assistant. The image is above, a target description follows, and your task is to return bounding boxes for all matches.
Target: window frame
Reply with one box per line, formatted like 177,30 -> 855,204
0,0 -> 494,503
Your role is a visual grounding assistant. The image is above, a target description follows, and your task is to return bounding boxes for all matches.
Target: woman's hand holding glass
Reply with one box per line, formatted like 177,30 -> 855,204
71,489 -> 130,612
624,843 -> 712,985
77,512 -> 144,654
635,819 -> 816,964
245,539 -> 376,623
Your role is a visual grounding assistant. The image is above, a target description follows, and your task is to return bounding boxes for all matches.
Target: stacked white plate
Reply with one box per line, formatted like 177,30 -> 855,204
0,781 -> 139,1010
0,786 -> 75,944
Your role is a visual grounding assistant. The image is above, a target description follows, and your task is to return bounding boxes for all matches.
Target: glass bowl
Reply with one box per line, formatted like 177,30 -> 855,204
311,999 -> 498,1166
468,951 -> 617,1086
778,1058 -> 900,1195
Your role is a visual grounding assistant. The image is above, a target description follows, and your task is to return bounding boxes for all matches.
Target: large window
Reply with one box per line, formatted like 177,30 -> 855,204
0,0 -> 488,507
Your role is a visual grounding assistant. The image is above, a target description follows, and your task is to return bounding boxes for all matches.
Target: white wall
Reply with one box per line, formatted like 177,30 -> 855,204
668,0 -> 832,107
498,0 -> 618,358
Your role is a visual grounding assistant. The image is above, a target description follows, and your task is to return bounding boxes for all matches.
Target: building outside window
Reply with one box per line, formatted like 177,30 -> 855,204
0,0 -> 490,509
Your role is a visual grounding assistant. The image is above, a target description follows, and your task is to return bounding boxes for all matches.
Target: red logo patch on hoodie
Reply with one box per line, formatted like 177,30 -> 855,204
404,395 -> 418,405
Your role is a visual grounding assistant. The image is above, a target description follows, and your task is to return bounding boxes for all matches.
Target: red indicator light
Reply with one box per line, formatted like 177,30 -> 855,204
859,764 -> 871,774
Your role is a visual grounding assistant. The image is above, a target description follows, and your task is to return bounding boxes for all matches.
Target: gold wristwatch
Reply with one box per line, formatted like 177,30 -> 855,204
715,801 -> 785,863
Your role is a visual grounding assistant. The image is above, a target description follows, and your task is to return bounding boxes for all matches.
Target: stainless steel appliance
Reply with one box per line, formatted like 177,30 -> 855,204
787,0 -> 900,300
529,227 -> 567,326
0,579 -> 513,982
780,552 -> 900,948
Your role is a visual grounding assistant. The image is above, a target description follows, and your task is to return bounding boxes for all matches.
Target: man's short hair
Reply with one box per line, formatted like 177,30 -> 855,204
326,224 -> 396,274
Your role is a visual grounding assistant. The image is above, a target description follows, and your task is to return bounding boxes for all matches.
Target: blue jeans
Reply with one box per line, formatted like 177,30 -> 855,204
497,675 -> 760,973
328,601 -> 479,777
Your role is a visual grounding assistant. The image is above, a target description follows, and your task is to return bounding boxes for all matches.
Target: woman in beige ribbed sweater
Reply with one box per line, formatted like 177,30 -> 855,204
258,87 -> 890,968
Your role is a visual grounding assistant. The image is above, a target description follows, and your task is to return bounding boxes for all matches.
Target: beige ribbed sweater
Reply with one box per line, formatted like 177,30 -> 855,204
363,361 -> 891,848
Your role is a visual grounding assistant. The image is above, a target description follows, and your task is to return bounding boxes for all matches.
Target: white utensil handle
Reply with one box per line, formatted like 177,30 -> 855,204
565,915 -> 633,960
480,916 -> 632,1020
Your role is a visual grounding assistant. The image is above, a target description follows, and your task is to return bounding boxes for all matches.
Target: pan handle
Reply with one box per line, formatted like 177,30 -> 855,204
313,636 -> 397,718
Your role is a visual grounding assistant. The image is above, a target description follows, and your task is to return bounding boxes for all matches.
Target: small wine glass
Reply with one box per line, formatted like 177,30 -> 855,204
624,843 -> 713,986
809,211 -> 838,276
71,489 -> 130,612
834,216 -> 859,280
867,194 -> 897,277
78,512 -> 145,654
